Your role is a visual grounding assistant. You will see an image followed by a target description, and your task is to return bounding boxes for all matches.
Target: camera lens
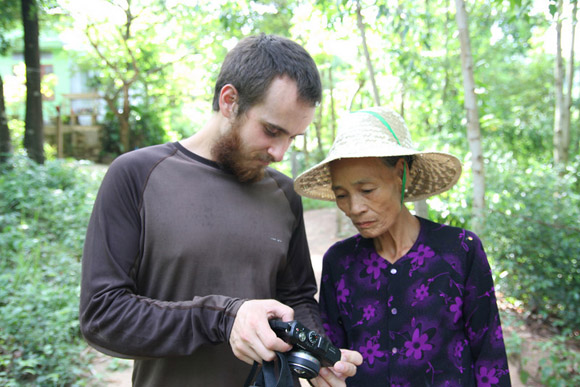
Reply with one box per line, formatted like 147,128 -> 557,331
287,350 -> 320,379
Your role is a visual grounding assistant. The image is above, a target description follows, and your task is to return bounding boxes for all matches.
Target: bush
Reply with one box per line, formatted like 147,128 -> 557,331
0,156 -> 105,385
100,104 -> 169,160
504,320 -> 580,386
483,153 -> 580,329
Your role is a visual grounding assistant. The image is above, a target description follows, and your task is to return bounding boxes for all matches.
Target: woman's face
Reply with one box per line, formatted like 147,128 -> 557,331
330,157 -> 403,239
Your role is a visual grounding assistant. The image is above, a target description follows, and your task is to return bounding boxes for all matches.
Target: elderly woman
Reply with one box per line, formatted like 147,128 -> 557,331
294,107 -> 510,386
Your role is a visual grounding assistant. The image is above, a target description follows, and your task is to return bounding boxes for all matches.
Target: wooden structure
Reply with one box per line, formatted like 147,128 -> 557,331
44,93 -> 102,161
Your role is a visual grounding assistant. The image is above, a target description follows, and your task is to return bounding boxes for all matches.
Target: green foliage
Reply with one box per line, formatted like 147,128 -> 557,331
100,103 -> 169,158
0,0 -> 21,55
301,196 -> 336,211
483,153 -> 580,328
535,335 -> 580,386
0,156 -> 105,385
503,318 -> 580,386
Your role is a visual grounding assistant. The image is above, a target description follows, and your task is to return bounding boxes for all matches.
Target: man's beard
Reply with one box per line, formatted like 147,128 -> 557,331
211,118 -> 273,183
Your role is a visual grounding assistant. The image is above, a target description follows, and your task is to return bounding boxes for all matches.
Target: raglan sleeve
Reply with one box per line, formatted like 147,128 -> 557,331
274,194 -> 323,333
463,231 -> 511,386
79,154 -> 244,359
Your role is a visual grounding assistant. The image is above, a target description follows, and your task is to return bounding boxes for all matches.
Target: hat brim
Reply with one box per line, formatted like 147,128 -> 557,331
294,150 -> 462,202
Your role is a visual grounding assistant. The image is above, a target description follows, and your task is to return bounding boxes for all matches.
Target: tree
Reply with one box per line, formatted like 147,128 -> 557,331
552,0 -> 577,164
0,0 -> 20,163
454,0 -> 484,230
82,0 -> 168,153
21,0 -> 44,164
0,76 -> 10,162
355,0 -> 381,106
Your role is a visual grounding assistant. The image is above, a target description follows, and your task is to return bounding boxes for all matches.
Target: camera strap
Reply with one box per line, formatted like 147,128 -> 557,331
244,351 -> 295,387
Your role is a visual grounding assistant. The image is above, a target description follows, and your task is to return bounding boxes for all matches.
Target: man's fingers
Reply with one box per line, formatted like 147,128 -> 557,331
229,299 -> 295,365
230,325 -> 277,364
257,326 -> 292,353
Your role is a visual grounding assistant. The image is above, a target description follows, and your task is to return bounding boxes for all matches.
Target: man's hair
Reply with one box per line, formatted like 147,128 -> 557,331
212,34 -> 322,115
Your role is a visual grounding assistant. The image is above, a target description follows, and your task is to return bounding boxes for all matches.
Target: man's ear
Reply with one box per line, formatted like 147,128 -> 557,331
218,84 -> 238,118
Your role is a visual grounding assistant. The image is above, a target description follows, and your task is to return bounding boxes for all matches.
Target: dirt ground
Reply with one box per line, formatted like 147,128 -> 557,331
88,208 -> 526,386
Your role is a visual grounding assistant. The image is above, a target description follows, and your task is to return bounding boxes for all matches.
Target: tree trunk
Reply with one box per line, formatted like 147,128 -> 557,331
440,0 -> 452,132
454,0 -> 485,231
21,0 -> 44,164
328,67 -> 337,141
562,0 -> 577,164
348,79 -> 365,111
0,75 -> 11,163
355,0 -> 381,106
121,83 -> 131,151
399,98 -> 428,217
553,0 -> 566,164
105,92 -> 131,153
315,85 -> 324,158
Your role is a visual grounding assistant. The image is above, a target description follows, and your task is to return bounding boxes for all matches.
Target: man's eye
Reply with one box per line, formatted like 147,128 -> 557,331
265,126 -> 279,137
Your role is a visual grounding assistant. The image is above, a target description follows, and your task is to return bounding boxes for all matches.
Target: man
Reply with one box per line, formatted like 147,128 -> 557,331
80,34 -> 361,386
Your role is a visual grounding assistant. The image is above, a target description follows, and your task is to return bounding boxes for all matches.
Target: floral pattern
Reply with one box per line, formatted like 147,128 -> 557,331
404,328 -> 433,360
319,217 -> 511,386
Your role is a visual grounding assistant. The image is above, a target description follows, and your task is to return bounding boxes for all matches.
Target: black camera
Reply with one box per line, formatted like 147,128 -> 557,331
269,320 -> 341,379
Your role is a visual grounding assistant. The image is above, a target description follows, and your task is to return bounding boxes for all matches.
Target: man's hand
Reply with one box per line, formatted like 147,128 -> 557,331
229,299 -> 294,365
309,349 -> 363,387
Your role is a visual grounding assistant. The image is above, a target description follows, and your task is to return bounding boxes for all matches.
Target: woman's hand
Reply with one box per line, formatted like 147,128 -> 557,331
309,349 -> 363,386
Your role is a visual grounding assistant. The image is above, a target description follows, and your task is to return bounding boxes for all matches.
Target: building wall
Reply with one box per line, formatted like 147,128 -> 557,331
0,31 -> 98,124
0,31 -> 104,161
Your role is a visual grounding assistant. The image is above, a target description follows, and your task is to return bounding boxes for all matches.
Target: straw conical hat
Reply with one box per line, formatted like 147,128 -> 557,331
294,106 -> 462,202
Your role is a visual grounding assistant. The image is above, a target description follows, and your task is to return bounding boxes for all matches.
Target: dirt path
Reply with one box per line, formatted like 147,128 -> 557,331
89,208 -> 524,386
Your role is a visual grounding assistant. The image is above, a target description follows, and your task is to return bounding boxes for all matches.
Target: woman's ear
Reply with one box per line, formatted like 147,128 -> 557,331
218,84 -> 238,118
395,158 -> 407,180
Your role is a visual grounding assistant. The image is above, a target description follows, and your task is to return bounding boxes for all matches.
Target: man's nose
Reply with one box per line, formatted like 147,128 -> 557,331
268,139 -> 291,162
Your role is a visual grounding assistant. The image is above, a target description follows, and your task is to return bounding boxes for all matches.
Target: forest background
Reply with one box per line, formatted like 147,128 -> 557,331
0,0 -> 579,385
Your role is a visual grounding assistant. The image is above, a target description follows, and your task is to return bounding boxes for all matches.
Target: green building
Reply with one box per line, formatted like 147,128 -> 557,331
1,31 -> 102,160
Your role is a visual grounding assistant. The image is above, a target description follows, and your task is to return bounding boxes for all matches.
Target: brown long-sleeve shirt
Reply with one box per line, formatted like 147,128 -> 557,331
80,142 -> 321,386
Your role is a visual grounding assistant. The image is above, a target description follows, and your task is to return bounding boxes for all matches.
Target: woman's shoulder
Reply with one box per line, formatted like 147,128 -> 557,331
418,216 -> 478,237
325,234 -> 370,257
417,216 -> 483,250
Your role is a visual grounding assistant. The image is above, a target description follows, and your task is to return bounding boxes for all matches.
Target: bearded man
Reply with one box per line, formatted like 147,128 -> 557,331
79,34 -> 361,386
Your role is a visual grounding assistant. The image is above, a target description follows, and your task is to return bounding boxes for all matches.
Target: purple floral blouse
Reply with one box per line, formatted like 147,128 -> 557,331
319,217 -> 511,386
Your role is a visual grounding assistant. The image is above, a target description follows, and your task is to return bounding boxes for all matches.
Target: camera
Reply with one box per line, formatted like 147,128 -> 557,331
269,320 -> 341,379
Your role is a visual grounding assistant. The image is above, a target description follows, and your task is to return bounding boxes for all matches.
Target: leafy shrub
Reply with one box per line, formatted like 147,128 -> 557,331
534,335 -> 580,386
100,104 -> 170,160
0,156 -> 105,385
504,323 -> 580,387
483,153 -> 580,329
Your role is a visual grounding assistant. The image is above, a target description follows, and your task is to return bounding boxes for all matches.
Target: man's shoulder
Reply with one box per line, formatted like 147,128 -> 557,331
265,168 -> 296,194
105,143 -> 177,174
112,143 -> 177,166
265,167 -> 292,181
103,143 -> 178,185
265,168 -> 304,219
